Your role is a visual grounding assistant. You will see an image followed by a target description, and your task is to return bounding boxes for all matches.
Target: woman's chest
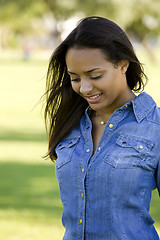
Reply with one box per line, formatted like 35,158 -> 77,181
55,127 -> 158,189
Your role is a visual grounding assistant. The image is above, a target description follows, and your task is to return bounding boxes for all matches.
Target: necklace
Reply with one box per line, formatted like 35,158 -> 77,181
95,112 -> 107,125
100,120 -> 107,125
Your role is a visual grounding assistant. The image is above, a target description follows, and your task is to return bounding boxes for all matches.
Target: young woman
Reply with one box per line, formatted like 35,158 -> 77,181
44,16 -> 160,239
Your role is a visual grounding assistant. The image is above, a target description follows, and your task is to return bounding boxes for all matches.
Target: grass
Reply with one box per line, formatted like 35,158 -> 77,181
0,48 -> 160,239
0,161 -> 64,240
0,51 -> 64,239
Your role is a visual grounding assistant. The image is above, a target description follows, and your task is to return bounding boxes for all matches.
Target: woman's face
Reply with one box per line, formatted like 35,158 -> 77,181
65,47 -> 134,115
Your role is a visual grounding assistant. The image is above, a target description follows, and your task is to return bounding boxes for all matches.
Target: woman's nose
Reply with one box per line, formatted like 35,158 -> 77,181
80,79 -> 93,95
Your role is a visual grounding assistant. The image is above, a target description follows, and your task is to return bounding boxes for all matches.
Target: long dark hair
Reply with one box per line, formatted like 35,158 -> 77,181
44,16 -> 147,161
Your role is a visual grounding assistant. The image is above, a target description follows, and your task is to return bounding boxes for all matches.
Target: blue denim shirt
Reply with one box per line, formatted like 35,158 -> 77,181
55,92 -> 160,240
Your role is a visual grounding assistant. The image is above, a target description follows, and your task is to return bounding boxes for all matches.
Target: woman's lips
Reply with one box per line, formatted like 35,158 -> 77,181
85,93 -> 102,104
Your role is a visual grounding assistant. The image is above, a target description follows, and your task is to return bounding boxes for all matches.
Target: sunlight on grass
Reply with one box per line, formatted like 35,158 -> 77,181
0,141 -> 47,162
0,219 -> 64,240
137,48 -> 160,106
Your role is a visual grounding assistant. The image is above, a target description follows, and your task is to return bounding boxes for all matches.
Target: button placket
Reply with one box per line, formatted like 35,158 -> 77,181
78,160 -> 86,237
78,173 -> 85,239
78,118 -> 93,238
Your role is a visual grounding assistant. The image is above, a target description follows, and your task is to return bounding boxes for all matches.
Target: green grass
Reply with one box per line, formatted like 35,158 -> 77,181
0,161 -> 64,240
0,49 -> 160,239
0,52 -> 64,239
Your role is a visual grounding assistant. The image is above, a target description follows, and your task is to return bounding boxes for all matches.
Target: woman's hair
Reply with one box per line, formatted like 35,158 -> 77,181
44,16 -> 147,161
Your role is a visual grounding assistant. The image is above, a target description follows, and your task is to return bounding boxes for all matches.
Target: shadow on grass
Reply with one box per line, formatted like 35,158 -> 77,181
0,161 -> 62,221
0,130 -> 47,142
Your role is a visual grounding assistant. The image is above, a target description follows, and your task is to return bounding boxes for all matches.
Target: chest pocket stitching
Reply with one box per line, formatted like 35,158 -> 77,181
116,134 -> 154,154
103,134 -> 154,169
56,137 -> 80,169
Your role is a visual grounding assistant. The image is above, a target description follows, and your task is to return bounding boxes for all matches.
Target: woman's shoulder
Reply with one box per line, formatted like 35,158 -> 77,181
147,105 -> 160,125
135,92 -> 160,125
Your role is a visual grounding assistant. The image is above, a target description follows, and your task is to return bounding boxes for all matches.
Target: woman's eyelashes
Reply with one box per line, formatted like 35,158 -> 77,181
70,75 -> 102,82
70,77 -> 80,82
90,75 -> 102,80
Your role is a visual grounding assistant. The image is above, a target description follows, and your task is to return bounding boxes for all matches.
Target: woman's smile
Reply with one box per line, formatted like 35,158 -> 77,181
85,93 -> 102,103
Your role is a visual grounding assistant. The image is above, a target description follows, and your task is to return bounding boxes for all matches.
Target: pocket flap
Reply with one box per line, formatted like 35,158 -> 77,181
116,134 -> 154,153
57,137 -> 80,150
56,137 -> 80,169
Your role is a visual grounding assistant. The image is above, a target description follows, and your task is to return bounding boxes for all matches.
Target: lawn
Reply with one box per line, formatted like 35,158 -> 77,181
0,49 -> 160,239
0,50 -> 64,239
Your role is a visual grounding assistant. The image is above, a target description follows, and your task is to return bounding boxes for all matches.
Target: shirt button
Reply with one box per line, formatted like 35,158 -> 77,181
139,145 -> 143,149
125,104 -> 128,108
81,193 -> 84,197
86,148 -> 90,152
79,219 -> 82,223
98,147 -> 101,151
82,168 -> 84,172
109,123 -> 113,128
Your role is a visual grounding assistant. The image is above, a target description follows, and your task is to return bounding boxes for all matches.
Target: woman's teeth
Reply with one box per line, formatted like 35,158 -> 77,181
89,94 -> 101,99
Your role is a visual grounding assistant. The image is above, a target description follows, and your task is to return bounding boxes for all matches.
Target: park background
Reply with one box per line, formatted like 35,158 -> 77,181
0,0 -> 160,239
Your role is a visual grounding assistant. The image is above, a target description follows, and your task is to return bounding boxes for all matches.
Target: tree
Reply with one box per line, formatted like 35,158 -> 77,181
0,0 -> 160,50
113,0 -> 160,42
44,0 -> 160,49
0,0 -> 47,48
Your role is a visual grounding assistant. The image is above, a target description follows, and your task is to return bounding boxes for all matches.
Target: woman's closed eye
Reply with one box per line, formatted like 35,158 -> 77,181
90,74 -> 102,80
70,77 -> 80,82
70,75 -> 102,82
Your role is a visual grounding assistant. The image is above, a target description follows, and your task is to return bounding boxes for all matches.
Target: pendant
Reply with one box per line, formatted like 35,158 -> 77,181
100,121 -> 106,125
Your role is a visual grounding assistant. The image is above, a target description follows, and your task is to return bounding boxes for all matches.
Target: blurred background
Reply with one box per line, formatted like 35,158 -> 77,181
0,0 -> 160,239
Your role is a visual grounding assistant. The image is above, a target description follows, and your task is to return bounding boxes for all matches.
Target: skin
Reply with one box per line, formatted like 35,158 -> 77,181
65,47 -> 136,152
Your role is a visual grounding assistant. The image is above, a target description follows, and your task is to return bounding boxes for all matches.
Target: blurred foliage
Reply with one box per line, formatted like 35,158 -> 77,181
118,0 -> 160,42
0,0 -> 47,32
74,0 -> 160,43
44,0 -> 116,19
0,0 -> 160,48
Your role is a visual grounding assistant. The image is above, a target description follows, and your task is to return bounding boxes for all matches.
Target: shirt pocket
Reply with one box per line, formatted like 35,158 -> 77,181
55,137 -> 80,169
104,134 -> 154,169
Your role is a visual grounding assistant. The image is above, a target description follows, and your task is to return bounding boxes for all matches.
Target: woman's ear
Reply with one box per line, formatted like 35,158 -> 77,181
119,60 -> 129,74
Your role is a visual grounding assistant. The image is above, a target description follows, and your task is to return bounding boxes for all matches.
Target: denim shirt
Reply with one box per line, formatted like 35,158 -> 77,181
55,92 -> 160,240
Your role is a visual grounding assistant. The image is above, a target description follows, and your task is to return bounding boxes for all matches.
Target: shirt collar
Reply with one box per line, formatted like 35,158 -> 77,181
85,106 -> 92,115
131,92 -> 156,122
84,92 -> 156,123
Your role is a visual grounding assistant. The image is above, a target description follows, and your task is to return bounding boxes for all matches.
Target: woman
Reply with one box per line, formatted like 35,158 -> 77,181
44,16 -> 160,239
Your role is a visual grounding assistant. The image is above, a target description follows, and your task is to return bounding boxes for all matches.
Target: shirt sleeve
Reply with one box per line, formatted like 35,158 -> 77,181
156,160 -> 160,196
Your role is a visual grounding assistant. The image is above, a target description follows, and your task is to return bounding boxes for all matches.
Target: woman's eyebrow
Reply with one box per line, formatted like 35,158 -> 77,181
68,68 -> 101,75
67,71 -> 77,75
